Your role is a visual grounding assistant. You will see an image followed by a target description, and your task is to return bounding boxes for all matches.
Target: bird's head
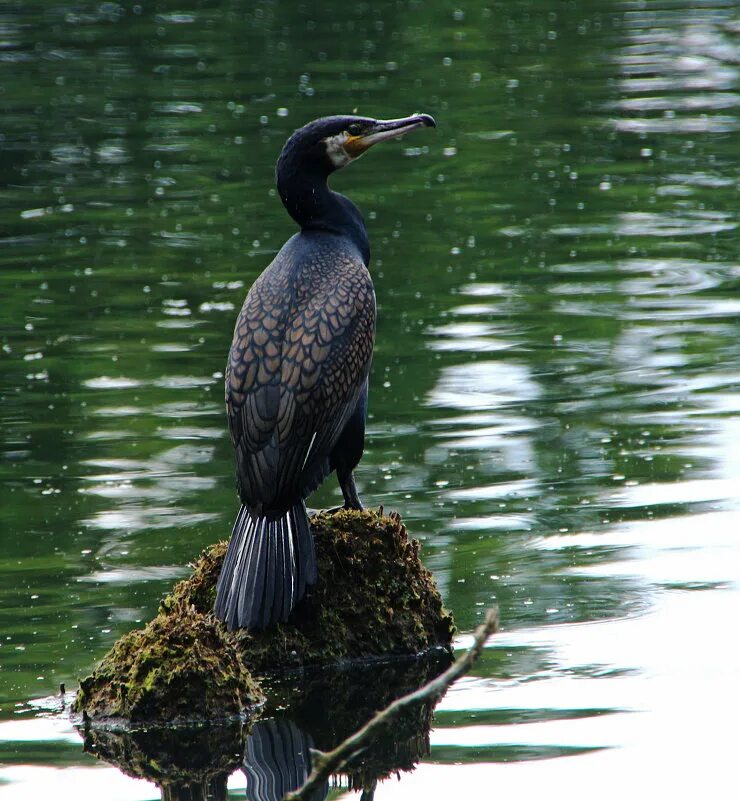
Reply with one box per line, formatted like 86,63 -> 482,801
277,113 -> 436,178
276,113 -> 436,238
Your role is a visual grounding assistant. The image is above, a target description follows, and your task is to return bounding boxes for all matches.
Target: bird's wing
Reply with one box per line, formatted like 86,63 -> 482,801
276,267 -> 375,499
226,257 -> 375,509
226,268 -> 287,507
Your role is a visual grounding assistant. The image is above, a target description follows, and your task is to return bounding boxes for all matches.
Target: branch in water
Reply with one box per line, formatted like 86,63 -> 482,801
284,606 -> 500,801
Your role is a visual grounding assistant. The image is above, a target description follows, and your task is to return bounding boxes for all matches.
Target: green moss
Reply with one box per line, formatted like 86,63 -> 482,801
73,601 -> 263,724
170,508 -> 455,672
75,509 -> 454,723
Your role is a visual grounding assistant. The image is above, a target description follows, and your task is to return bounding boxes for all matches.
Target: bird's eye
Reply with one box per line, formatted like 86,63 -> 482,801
347,123 -> 362,137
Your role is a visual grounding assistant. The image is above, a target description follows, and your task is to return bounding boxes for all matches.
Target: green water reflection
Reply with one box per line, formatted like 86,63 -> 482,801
1,0 -> 738,797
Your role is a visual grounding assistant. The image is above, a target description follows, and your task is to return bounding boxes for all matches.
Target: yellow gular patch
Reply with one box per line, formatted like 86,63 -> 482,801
343,135 -> 370,158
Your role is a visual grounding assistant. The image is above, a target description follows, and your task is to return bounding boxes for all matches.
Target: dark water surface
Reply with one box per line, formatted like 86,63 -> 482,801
1,1 -> 738,798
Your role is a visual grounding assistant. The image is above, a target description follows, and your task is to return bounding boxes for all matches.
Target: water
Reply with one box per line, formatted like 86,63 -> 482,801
1,1 -> 738,798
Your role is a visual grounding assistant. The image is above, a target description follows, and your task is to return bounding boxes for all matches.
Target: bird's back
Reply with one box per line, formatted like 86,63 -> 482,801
226,231 -> 376,513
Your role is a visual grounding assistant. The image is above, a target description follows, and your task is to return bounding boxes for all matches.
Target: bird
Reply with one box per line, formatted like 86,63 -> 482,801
214,112 -> 436,631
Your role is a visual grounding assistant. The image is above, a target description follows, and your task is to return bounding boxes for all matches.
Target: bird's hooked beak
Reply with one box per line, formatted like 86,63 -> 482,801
344,113 -> 436,158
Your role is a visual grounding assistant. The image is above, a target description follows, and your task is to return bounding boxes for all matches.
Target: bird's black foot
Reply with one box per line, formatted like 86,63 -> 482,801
323,499 -> 364,515
338,470 -> 363,511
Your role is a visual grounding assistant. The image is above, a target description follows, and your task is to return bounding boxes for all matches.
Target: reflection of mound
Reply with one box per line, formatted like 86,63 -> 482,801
77,650 -> 452,799
243,719 -> 328,801
271,649 -> 453,790
81,721 -> 245,801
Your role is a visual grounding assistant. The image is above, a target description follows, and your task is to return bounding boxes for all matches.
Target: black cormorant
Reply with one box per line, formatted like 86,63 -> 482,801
215,112 -> 436,630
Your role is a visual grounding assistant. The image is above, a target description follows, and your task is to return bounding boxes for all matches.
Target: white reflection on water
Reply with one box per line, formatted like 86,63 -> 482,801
427,362 -> 540,411
613,5 -> 739,145
541,509 -> 740,586
83,376 -> 142,390
426,322 -> 515,352
83,507 -> 217,533
0,767 -> 153,801
549,212 -> 737,238
77,565 -> 187,584
605,477 -> 740,509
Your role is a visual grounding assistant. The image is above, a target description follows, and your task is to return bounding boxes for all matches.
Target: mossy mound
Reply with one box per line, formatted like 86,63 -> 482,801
74,601 -> 263,725
75,509 -> 454,723
167,508 -> 455,672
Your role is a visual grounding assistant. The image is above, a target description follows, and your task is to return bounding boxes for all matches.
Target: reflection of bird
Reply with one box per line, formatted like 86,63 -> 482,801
243,718 -> 328,801
215,113 -> 435,630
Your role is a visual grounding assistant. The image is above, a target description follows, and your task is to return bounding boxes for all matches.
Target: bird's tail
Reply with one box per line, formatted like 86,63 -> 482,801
214,501 -> 316,631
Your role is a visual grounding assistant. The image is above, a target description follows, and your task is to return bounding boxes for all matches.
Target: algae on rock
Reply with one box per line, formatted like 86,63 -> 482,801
75,509 -> 454,723
74,602 -> 263,724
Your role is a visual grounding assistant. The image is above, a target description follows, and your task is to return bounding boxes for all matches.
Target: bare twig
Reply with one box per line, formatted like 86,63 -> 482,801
284,606 -> 500,801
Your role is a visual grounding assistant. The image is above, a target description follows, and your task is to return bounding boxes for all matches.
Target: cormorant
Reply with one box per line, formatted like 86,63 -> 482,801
215,112 -> 436,631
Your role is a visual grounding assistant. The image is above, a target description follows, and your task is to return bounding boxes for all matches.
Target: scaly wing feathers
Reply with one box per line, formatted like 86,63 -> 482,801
226,248 -> 375,510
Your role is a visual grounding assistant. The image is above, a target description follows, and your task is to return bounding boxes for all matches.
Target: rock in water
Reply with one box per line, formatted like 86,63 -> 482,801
74,603 -> 263,725
74,509 -> 455,724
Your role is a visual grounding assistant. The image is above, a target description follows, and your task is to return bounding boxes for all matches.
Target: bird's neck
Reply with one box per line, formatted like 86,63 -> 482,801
276,163 -> 370,265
